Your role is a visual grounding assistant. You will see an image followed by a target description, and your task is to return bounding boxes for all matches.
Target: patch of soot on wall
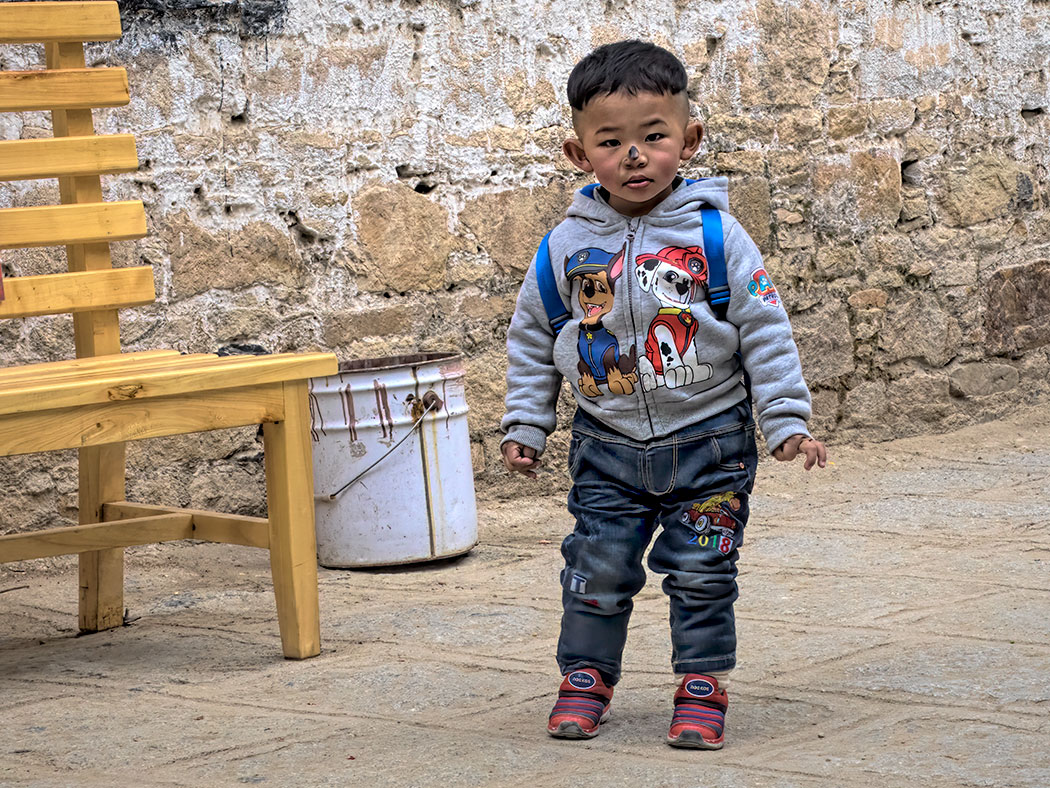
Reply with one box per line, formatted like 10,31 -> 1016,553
119,0 -> 288,41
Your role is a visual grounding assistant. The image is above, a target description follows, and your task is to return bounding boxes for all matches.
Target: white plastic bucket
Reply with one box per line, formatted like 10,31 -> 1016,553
308,352 -> 478,568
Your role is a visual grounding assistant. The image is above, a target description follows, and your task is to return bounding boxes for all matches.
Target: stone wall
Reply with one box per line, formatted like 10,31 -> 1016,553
2,0 -> 1049,528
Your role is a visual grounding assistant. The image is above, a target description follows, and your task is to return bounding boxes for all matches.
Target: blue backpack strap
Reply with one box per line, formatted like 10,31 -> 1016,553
534,231 -> 571,335
701,205 -> 752,400
701,206 -> 730,321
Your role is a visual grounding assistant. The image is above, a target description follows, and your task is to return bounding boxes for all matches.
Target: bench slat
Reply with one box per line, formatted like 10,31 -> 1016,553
0,353 -> 217,390
0,351 -> 182,384
0,2 -> 121,44
0,385 -> 288,456
0,267 -> 155,319
0,201 -> 146,249
0,353 -> 338,416
0,135 -> 138,181
0,68 -> 129,112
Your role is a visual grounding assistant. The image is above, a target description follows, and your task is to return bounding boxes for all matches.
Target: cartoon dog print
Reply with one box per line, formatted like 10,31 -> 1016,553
633,245 -> 713,391
564,246 -> 638,398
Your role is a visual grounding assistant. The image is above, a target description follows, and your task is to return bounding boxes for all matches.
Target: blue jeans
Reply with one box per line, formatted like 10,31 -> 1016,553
558,401 -> 758,685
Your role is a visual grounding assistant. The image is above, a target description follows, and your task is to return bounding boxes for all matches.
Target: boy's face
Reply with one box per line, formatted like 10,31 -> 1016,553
563,90 -> 703,217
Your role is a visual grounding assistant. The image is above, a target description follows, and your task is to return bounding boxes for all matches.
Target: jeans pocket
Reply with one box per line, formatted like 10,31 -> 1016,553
714,425 -> 758,488
568,434 -> 591,479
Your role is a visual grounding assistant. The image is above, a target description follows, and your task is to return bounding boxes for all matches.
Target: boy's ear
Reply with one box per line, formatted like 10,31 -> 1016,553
562,137 -> 594,173
680,121 -> 704,161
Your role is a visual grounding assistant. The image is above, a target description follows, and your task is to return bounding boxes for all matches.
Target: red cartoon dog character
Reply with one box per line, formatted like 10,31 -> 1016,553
634,245 -> 714,391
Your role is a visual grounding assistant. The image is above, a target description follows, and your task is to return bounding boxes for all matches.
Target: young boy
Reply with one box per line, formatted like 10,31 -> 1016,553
499,40 -> 827,749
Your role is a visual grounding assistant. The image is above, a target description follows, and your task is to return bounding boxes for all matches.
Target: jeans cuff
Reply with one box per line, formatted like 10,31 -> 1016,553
673,655 -> 736,675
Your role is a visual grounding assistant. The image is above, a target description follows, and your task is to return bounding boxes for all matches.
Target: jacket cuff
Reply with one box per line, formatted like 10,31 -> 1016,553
762,417 -> 810,456
500,424 -> 548,456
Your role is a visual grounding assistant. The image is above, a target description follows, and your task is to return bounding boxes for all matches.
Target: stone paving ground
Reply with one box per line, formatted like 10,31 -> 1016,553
2,406 -> 1050,788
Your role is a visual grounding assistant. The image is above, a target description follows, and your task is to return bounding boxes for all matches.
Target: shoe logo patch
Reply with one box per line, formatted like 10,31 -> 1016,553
686,679 -> 715,697
568,671 -> 597,690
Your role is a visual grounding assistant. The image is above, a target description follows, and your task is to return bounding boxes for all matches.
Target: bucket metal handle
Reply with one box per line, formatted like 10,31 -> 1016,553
319,391 -> 443,501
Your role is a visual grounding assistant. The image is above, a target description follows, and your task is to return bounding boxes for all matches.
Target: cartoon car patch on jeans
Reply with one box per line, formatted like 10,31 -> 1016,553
680,492 -> 745,554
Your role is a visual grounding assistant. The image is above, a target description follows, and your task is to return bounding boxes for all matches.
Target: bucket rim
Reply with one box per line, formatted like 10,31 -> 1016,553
336,351 -> 462,374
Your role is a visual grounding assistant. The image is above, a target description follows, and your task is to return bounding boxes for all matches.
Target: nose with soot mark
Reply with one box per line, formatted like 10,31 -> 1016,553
628,146 -> 640,161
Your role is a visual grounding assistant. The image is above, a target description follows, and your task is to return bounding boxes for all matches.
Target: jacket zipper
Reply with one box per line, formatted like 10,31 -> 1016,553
623,217 -> 656,436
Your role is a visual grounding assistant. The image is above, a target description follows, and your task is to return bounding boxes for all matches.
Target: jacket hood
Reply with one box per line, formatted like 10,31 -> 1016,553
565,177 -> 731,229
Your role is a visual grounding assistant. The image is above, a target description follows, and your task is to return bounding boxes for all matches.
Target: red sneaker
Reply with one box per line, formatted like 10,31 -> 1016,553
667,674 -> 728,749
546,668 -> 613,739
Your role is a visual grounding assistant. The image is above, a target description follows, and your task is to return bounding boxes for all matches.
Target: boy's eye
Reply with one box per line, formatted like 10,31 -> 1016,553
645,133 -> 665,142
598,139 -> 620,148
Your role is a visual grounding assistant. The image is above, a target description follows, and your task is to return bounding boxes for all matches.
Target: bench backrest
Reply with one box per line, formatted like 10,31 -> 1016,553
0,1 -> 151,359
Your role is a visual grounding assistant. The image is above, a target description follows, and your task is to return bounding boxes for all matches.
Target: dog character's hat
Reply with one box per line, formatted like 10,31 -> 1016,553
565,247 -> 625,282
635,245 -> 708,287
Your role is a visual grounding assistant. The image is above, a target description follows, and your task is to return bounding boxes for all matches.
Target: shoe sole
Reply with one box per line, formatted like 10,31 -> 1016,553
667,730 -> 724,750
547,709 -> 610,739
548,721 -> 598,739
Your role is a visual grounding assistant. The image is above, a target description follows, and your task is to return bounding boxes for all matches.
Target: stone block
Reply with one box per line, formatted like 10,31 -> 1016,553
166,213 -> 303,297
769,151 -> 810,189
705,114 -> 776,148
815,244 -> 861,279
870,99 -> 916,137
776,109 -> 823,144
984,261 -> 1050,354
886,370 -> 951,426
813,152 -> 902,237
459,180 -> 578,277
903,131 -> 945,161
808,387 -> 840,436
464,349 -> 509,437
879,296 -> 962,368
948,363 -> 1020,398
323,305 -> 419,346
714,151 -> 767,175
730,177 -> 772,253
936,154 -> 1025,227
792,302 -> 855,385
848,289 -> 888,310
828,105 -> 868,139
842,379 -> 889,429
732,0 -> 837,107
777,225 -> 815,250
353,181 -> 462,293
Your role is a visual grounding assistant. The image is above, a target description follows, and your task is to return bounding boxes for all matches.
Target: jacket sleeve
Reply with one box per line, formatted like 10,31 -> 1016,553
499,253 -> 565,455
723,218 -> 812,453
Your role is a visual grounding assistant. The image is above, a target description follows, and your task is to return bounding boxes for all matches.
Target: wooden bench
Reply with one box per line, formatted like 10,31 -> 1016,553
0,1 -> 338,659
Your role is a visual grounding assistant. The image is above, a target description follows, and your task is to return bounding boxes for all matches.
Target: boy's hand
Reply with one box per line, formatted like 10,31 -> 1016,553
501,440 -> 544,479
773,435 -> 827,470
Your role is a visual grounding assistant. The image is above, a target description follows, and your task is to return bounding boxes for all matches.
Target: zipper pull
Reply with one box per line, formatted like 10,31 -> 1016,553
626,217 -> 639,240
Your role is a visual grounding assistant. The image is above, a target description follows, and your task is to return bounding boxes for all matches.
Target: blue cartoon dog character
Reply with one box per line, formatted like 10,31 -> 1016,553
565,246 -> 638,398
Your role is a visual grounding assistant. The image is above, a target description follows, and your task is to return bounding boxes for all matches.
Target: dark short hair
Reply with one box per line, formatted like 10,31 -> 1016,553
567,40 -> 687,111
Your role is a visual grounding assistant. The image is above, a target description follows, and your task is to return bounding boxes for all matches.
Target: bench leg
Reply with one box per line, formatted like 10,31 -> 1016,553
263,380 -> 321,659
78,443 -> 126,631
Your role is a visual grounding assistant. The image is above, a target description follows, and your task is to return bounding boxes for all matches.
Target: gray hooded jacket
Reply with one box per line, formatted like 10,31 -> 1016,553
501,177 -> 811,455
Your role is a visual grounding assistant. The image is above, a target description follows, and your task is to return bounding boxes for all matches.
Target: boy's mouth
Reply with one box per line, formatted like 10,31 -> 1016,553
624,176 -> 652,190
